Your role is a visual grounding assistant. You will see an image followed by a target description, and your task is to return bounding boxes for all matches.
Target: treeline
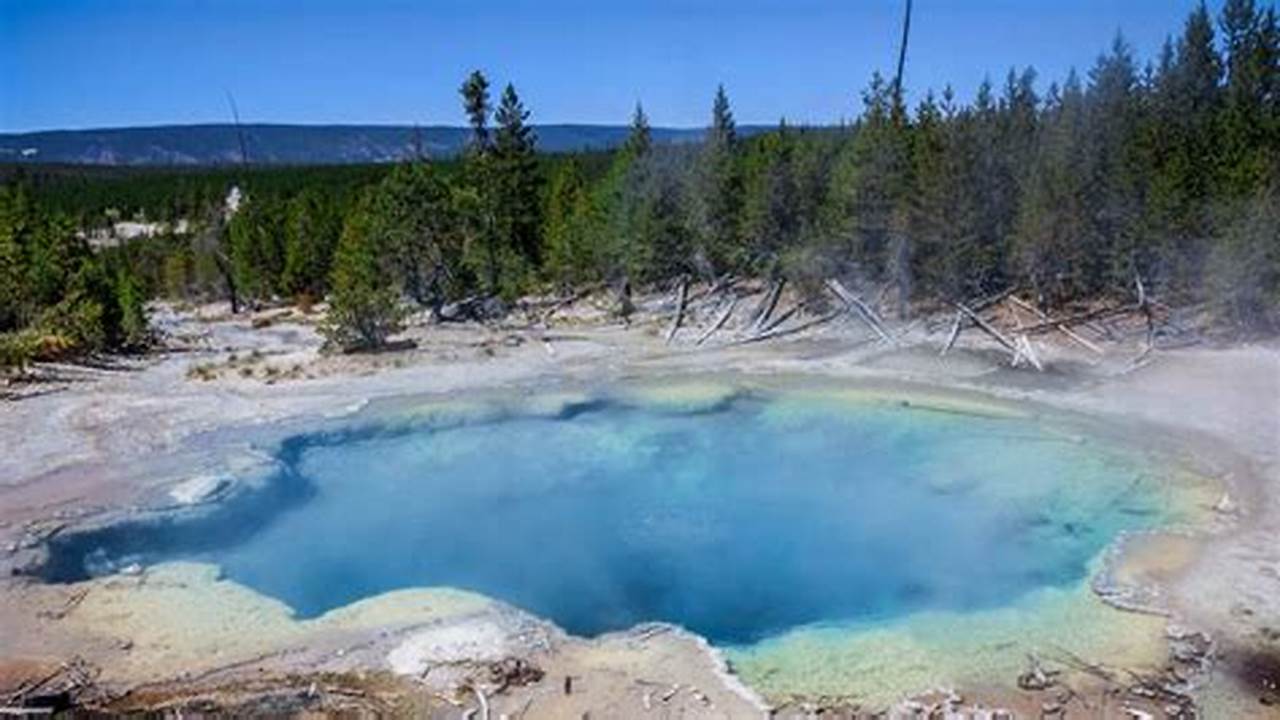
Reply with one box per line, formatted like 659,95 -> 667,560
1,163 -> 396,228
2,0 -> 1277,359
318,1 -> 1279,347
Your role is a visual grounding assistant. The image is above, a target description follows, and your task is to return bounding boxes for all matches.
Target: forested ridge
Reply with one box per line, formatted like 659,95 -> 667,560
1,1 -> 1277,359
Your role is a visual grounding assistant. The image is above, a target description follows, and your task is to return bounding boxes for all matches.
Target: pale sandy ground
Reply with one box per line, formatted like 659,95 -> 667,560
1,291 -> 1277,718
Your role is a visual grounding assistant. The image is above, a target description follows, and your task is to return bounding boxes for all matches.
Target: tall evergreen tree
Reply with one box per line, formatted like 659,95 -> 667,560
1219,0 -> 1279,195
826,72 -> 912,285
1014,71 -> 1092,304
543,159 -> 599,290
460,70 -> 492,152
597,104 -> 658,286
625,103 -> 652,158
227,194 -> 284,305
492,83 -> 543,276
1086,34 -> 1145,289
692,84 -> 743,277
743,119 -> 800,277
456,70 -> 501,295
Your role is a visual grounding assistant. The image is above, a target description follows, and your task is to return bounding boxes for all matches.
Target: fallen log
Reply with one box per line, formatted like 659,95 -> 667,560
939,310 -> 964,356
757,303 -> 801,335
952,301 -> 1019,358
1006,299 -> 1042,371
732,309 -> 844,346
751,279 -> 786,333
1016,304 -> 1140,336
696,295 -> 739,346
826,279 -> 892,343
1014,333 -> 1044,371
940,289 -> 1013,356
665,276 -> 690,345
1007,295 -> 1103,355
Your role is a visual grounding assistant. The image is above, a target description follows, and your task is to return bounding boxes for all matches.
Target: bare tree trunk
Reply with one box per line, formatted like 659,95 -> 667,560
893,0 -> 914,101
665,276 -> 690,344
696,295 -> 738,346
751,279 -> 786,333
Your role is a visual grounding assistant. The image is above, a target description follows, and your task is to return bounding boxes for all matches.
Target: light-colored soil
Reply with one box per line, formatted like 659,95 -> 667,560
1,289 -> 1277,718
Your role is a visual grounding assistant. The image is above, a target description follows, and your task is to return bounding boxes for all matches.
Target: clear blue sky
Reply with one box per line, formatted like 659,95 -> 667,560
1,0 -> 1226,132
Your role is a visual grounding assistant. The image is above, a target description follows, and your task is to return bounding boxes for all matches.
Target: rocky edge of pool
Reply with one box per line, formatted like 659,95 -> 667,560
1,298 -> 1277,719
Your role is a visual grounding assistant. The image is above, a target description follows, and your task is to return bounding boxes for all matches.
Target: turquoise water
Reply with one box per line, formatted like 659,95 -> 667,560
45,390 -> 1170,644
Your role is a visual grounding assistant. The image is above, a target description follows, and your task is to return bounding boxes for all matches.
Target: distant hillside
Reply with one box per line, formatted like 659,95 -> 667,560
0,123 -> 769,166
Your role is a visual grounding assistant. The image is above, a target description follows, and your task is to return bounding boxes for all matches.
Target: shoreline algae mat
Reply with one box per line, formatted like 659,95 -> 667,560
44,382 -> 1217,702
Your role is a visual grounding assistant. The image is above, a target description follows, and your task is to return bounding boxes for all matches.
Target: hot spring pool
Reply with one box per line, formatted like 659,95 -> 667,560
45,385 -> 1194,651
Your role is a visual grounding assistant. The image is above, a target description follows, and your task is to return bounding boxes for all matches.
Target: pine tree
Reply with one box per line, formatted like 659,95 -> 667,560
624,103 -> 652,158
543,159 -> 599,290
320,198 -> 404,352
460,70 -> 492,152
692,84 -> 743,277
1085,34 -> 1144,290
228,194 -> 284,305
281,188 -> 338,301
492,83 -> 543,275
369,162 -> 463,311
743,120 -> 800,277
596,105 -> 657,286
909,89 -> 983,300
826,72 -> 912,284
1219,0 -> 1278,195
113,267 -> 150,349
1013,70 -> 1092,305
1145,3 -> 1224,296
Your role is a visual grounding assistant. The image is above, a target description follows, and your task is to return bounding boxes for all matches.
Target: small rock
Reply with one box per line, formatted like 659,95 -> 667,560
1213,492 -> 1237,514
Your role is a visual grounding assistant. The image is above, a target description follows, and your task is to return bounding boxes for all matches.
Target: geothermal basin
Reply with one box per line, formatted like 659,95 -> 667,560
38,381 -> 1218,704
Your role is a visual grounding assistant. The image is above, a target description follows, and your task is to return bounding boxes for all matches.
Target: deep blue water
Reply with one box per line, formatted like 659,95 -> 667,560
45,392 -> 1163,644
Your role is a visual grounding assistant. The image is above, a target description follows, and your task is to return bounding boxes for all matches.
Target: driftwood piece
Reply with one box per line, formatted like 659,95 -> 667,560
733,310 -> 844,346
940,310 -> 964,356
826,279 -> 892,343
952,301 -> 1019,356
1005,298 -> 1045,371
1016,304 -> 1140,336
1007,295 -> 1104,355
665,276 -> 690,345
940,289 -> 1014,356
1014,334 -> 1045,371
751,279 -> 786,333
696,295 -> 739,346
757,303 -> 801,335
469,684 -> 490,720
1135,274 -> 1156,363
